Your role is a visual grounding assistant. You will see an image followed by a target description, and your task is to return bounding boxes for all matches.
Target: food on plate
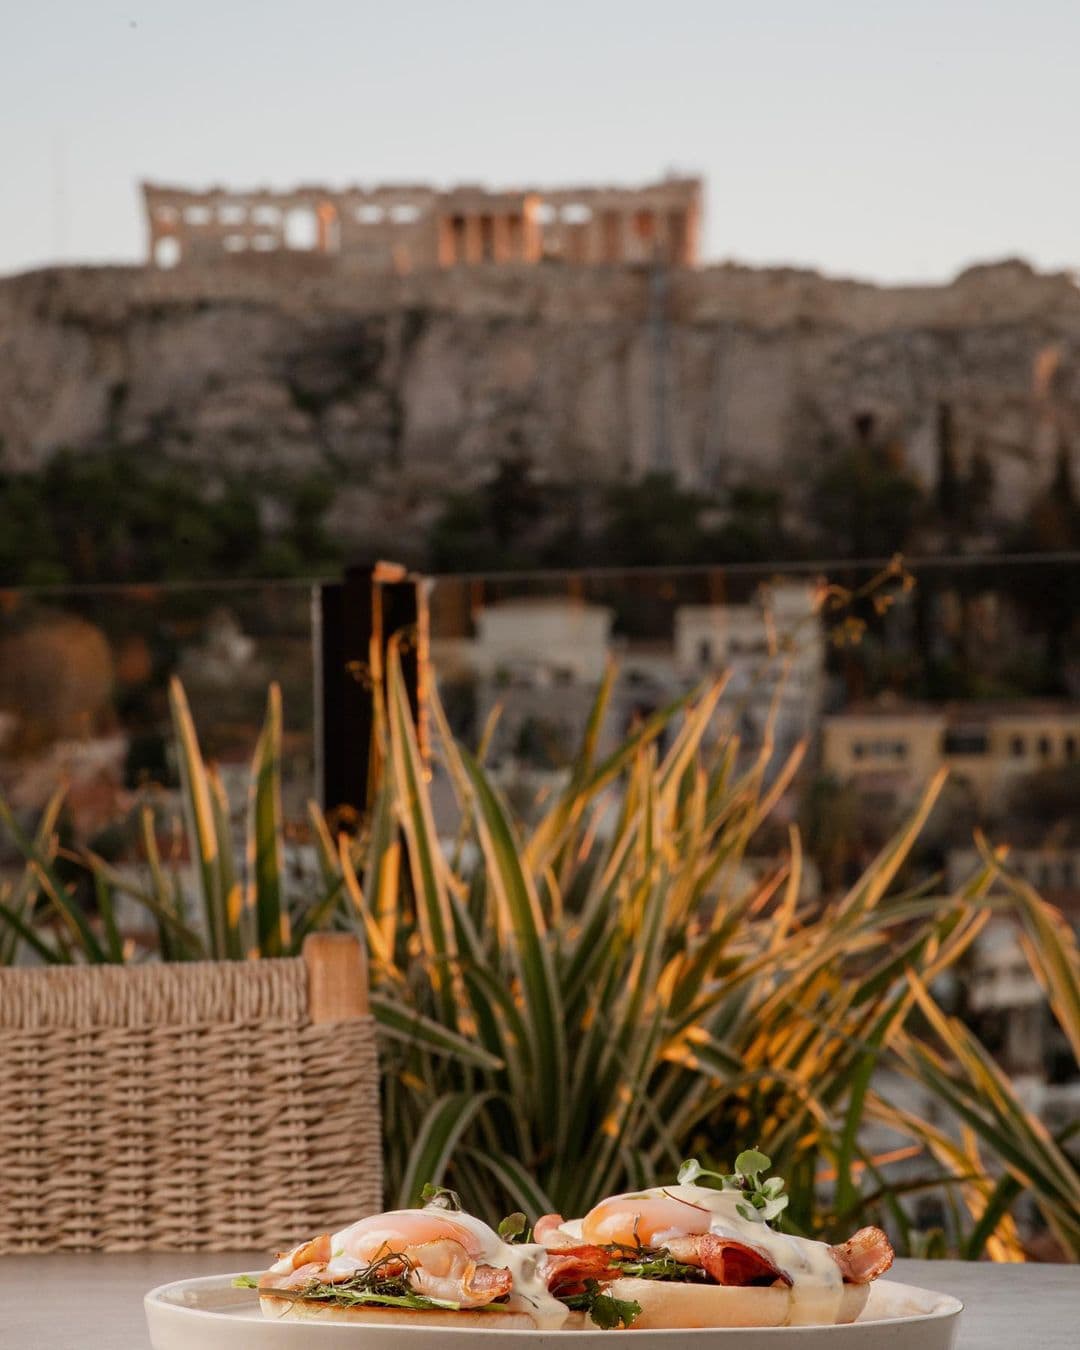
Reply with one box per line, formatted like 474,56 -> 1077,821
238,1185 -> 640,1330
536,1152 -> 895,1329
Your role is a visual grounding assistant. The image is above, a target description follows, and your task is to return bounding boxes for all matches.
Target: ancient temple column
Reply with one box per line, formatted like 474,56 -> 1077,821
598,210 -> 622,263
584,212 -> 604,264
463,213 -> 484,264
652,210 -> 670,264
437,216 -> 457,267
316,201 -> 338,253
491,214 -> 512,262
666,210 -> 687,265
505,214 -> 523,261
520,199 -> 543,262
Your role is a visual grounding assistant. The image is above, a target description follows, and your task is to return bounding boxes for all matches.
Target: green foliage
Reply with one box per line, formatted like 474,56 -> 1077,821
0,449 -> 341,586
562,1281 -> 641,1329
428,463 -> 800,575
809,444 -> 925,558
0,669 -> 1077,1263
678,1151 -> 789,1223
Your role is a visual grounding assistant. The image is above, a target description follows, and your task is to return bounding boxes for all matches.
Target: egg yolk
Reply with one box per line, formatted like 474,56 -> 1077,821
582,1192 -> 712,1248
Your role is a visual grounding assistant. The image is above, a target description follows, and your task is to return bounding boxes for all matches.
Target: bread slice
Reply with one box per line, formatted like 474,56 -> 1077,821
259,1295 -> 540,1329
605,1277 -> 871,1329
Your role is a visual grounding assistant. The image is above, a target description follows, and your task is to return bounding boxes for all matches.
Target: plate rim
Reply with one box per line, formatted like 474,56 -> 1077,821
145,1271 -> 964,1336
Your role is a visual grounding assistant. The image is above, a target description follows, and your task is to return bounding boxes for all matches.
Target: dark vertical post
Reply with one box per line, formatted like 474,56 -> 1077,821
315,561 -> 427,817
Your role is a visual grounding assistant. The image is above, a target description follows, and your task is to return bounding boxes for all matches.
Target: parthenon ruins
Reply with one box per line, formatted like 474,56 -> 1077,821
142,177 -> 703,271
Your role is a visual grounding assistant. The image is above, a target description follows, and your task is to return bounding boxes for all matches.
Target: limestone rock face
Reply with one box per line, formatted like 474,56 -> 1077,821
2,259 -> 1078,545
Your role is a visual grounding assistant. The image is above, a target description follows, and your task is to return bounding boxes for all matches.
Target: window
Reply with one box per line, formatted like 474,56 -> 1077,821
944,730 -> 989,755
698,638 -> 712,667
153,237 -> 180,268
183,205 -> 212,225
1065,736 -> 1077,760
562,203 -> 593,224
1010,735 -> 1025,757
1038,735 -> 1051,757
853,741 -> 865,760
356,204 -> 384,224
284,207 -> 318,250
390,204 -> 421,224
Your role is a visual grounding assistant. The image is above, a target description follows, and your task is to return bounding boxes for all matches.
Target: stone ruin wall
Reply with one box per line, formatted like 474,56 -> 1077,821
143,177 -> 703,272
2,256 -> 1078,554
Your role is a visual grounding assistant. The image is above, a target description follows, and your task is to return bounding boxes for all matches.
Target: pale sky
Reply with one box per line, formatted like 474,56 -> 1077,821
3,0 -> 1077,283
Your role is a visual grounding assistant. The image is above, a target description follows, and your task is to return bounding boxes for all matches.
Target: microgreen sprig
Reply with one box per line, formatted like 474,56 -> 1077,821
678,1150 -> 789,1225
562,1279 -> 642,1329
421,1182 -> 464,1211
497,1211 -> 530,1243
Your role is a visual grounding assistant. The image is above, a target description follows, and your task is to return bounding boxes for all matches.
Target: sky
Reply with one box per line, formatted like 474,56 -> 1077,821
2,0 -> 1078,283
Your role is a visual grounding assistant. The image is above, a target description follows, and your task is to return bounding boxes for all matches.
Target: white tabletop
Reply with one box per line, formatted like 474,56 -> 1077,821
3,1253 -> 1077,1347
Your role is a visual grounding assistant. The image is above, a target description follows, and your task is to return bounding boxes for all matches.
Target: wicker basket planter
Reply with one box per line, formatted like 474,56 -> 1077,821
0,934 -> 381,1253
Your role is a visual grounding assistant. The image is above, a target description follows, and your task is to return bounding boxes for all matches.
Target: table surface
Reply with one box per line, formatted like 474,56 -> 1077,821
3,1253 -> 1077,1348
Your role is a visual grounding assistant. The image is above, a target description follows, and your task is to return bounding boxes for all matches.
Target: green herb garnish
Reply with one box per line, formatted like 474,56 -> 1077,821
497,1211 -> 530,1243
420,1182 -> 463,1211
610,1248 -> 708,1282
269,1283 -> 464,1312
561,1279 -> 641,1329
232,1274 -> 259,1289
678,1150 -> 789,1225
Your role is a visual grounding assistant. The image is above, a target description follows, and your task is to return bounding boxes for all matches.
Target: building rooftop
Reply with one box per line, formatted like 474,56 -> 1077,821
827,699 -> 1080,722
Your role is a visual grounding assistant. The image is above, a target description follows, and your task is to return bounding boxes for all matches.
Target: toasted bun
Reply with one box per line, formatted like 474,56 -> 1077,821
259,1295 -> 540,1329
606,1278 -> 871,1329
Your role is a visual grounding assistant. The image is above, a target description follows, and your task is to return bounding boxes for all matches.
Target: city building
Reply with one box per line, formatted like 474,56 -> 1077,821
672,585 -> 826,761
143,177 -> 703,272
432,583 -> 825,775
822,700 -> 1080,812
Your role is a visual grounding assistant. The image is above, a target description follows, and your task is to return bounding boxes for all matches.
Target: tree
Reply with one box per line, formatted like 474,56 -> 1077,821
936,402 -> 961,538
705,483 -> 795,564
0,449 -> 341,586
601,472 -> 712,566
810,441 -> 926,558
428,456 -> 551,572
965,444 -> 995,528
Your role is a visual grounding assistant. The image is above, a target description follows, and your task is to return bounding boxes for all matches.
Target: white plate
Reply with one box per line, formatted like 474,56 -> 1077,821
145,1273 -> 962,1349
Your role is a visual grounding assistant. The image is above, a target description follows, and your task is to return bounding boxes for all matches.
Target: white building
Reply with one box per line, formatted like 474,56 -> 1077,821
433,583 -> 825,777
671,584 -> 826,760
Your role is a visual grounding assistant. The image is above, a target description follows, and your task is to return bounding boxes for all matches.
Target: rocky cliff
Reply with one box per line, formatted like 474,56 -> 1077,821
2,257 -> 1078,552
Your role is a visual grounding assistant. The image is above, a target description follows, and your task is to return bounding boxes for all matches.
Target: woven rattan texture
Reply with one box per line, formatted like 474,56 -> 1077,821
0,960 -> 382,1252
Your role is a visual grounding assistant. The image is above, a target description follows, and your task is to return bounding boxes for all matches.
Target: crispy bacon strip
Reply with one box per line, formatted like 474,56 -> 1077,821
543,1244 -> 622,1296
829,1227 -> 894,1284
662,1226 -> 894,1288
667,1234 -> 788,1287
534,1215 -> 626,1295
461,1262 -> 515,1301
